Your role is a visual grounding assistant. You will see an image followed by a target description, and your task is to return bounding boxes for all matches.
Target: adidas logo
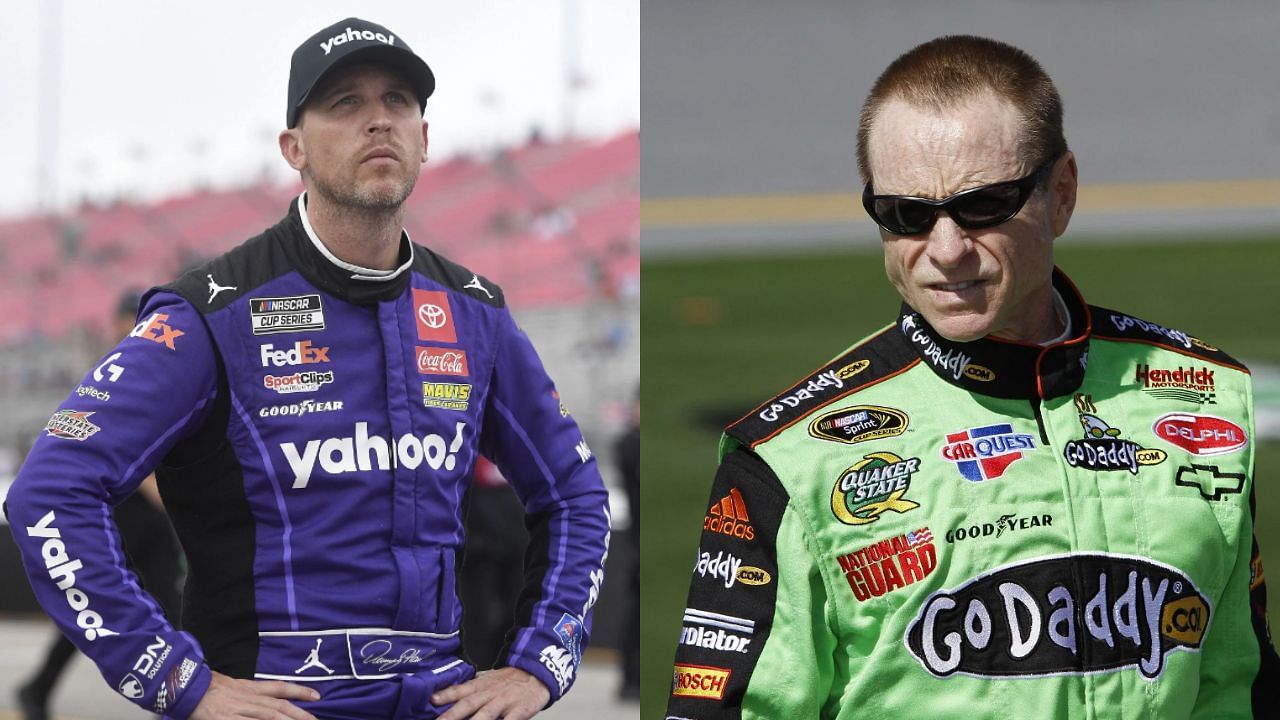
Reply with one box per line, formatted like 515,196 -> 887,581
703,487 -> 756,541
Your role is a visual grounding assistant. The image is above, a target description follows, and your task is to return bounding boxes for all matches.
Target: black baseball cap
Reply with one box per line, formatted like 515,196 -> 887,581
286,17 -> 436,128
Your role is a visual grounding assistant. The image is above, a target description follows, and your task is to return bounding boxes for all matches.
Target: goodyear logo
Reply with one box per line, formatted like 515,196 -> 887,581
905,553 -> 1209,680
423,382 -> 471,411
831,453 -> 921,526
809,405 -> 908,445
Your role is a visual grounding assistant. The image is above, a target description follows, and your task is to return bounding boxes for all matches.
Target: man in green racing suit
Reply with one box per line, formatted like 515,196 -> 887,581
666,35 -> 1280,719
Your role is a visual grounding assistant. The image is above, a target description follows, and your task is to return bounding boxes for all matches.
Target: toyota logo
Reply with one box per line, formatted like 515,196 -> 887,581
419,303 -> 448,329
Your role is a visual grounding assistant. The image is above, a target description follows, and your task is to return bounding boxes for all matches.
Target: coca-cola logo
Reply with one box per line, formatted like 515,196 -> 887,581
416,347 -> 469,377
1152,413 -> 1247,456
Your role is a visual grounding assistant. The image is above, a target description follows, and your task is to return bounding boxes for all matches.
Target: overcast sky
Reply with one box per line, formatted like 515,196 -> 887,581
0,0 -> 639,218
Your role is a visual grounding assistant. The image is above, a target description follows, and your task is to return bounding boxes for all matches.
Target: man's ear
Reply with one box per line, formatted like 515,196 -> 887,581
280,128 -> 306,172
421,120 -> 430,162
1050,151 -> 1078,237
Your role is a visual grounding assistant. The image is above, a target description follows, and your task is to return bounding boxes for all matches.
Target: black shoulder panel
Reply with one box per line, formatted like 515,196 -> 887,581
725,324 -> 919,451
163,217 -> 295,314
411,243 -> 505,309
1089,305 -> 1248,373
667,449 -> 789,718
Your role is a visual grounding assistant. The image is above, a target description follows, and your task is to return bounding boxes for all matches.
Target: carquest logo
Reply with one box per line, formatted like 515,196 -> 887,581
904,552 -> 1209,680
280,421 -> 466,489
25,511 -> 118,641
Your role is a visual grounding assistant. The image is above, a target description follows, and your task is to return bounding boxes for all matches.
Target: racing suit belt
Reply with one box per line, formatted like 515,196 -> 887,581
255,628 -> 464,681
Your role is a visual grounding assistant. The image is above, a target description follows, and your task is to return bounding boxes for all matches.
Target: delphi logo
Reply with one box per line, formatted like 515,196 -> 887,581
320,27 -> 397,55
280,421 -> 467,489
703,488 -> 756,542
905,553 -> 1209,681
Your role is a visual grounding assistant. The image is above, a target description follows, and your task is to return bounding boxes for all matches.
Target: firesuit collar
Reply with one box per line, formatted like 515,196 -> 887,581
897,267 -> 1091,400
282,195 -> 413,305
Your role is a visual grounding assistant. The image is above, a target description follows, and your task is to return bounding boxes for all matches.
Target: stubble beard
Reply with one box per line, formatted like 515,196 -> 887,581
309,168 -> 417,212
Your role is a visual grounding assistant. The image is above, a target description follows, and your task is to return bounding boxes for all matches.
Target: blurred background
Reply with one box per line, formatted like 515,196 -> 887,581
0,1 -> 637,718
641,0 -> 1280,716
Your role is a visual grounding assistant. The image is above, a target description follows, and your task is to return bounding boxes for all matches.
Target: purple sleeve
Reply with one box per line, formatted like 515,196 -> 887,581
3,293 -> 216,718
478,309 -> 611,703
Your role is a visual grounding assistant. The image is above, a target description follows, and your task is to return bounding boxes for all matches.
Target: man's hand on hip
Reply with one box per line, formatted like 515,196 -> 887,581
189,671 -> 320,720
432,666 -> 551,720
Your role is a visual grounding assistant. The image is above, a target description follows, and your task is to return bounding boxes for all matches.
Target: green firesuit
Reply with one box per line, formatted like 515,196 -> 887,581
667,269 -> 1279,719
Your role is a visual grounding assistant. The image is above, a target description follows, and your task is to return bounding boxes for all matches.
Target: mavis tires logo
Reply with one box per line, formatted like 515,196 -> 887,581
941,424 -> 1035,481
280,421 -> 466,489
1153,413 -> 1248,456
831,453 -> 920,526
904,553 -> 1209,680
808,405 -> 908,445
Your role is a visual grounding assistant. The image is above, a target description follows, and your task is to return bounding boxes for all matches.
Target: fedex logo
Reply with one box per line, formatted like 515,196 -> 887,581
130,313 -> 183,351
260,341 -> 331,368
941,423 -> 1036,481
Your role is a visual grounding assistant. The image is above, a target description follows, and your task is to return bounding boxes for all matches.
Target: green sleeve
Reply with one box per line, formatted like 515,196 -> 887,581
1190,491 -> 1259,718
742,498 -> 836,719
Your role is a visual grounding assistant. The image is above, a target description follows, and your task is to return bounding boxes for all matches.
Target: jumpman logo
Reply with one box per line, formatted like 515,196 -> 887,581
464,274 -> 493,299
296,638 -> 334,675
207,274 -> 237,304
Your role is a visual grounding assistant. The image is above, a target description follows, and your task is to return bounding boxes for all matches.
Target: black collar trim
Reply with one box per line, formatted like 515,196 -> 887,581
897,268 -> 1091,400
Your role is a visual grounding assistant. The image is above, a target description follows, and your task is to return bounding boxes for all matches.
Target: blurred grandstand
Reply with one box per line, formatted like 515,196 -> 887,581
0,129 -> 639,467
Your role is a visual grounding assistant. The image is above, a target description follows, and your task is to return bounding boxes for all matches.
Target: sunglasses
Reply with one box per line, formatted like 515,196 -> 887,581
862,159 -> 1057,236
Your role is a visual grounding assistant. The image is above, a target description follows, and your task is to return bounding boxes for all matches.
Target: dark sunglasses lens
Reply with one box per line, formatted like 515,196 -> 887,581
874,198 -> 936,235
951,184 -> 1023,227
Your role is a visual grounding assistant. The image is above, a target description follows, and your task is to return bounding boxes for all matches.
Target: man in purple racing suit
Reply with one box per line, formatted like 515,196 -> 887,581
3,17 -> 610,720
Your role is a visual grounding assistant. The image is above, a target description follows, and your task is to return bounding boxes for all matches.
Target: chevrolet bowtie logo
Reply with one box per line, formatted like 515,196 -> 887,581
1174,464 -> 1245,501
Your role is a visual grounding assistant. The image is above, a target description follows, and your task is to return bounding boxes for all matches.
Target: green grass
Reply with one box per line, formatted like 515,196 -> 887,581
640,236 -> 1280,715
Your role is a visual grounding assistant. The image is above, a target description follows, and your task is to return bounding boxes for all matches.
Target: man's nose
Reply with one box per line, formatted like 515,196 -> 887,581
924,214 -> 973,267
365,106 -> 393,134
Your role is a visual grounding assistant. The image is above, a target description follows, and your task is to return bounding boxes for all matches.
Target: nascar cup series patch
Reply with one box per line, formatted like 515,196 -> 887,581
904,552 -> 1209,680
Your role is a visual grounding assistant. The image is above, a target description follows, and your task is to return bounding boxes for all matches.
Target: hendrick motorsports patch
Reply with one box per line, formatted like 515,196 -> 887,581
904,553 -> 1209,680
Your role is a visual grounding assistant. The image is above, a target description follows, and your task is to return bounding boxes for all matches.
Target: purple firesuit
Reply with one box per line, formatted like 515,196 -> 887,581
4,195 -> 611,718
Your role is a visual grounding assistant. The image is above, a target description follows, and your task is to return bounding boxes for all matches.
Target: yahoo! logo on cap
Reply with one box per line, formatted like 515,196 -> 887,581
321,27 -> 397,56
941,423 -> 1036,481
